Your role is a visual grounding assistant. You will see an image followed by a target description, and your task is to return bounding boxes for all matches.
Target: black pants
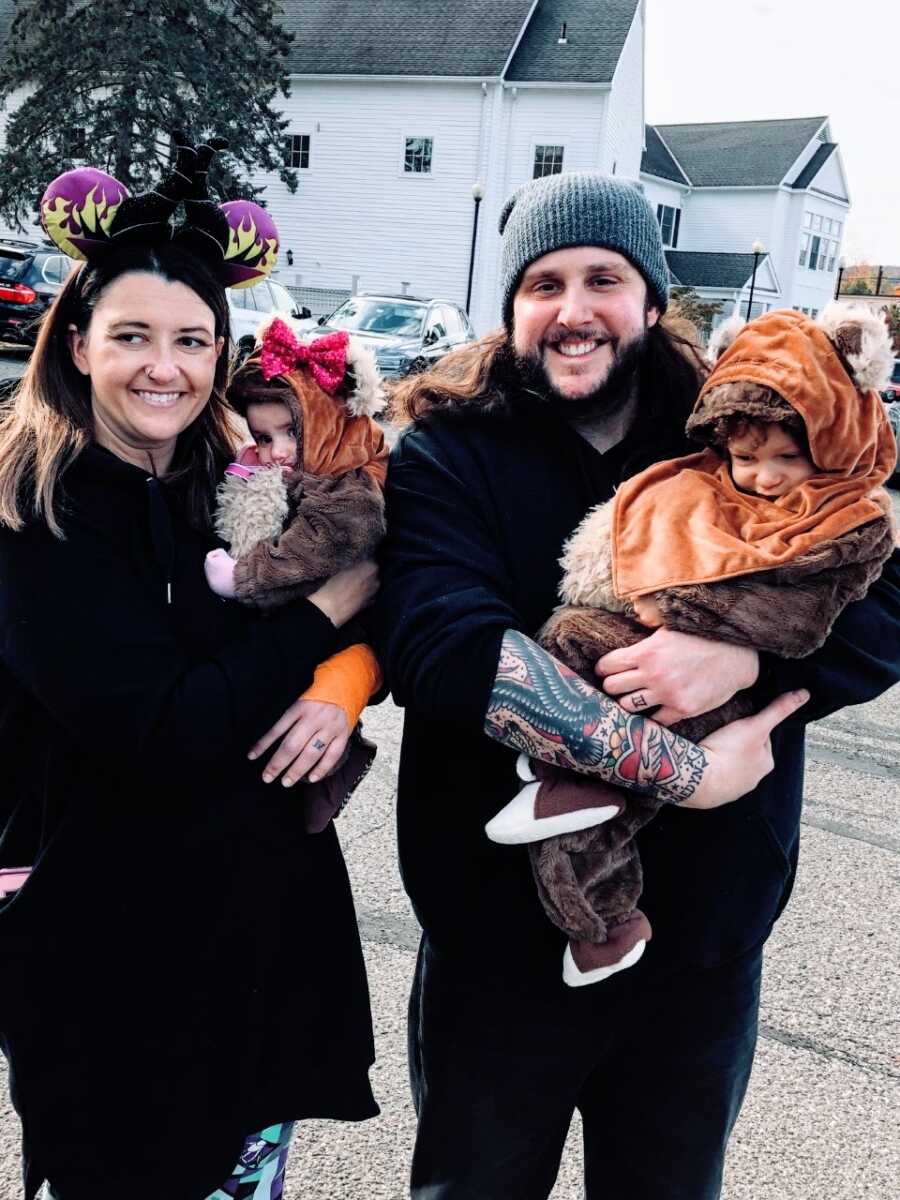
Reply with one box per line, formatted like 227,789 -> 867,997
408,936 -> 762,1199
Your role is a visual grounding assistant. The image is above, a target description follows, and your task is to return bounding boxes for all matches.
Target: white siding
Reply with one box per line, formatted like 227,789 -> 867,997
472,84 -> 610,330
602,2 -> 644,180
641,178 -> 687,212
679,189 -> 777,255
809,150 -> 848,199
255,78 -> 485,314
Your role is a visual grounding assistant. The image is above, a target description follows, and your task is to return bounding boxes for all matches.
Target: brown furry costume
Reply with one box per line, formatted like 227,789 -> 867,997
490,304 -> 898,983
216,327 -> 388,610
214,318 -> 389,832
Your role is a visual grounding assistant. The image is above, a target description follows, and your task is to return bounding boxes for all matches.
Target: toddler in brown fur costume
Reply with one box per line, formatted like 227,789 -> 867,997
486,303 -> 897,986
205,315 -> 388,832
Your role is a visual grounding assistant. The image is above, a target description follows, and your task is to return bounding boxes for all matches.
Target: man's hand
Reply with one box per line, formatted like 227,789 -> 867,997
682,689 -> 809,809
248,698 -> 350,787
597,628 -> 760,726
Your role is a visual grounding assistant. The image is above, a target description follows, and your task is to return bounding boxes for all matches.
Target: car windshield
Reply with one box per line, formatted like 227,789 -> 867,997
0,253 -> 28,282
892,362 -> 900,385
328,298 -> 426,337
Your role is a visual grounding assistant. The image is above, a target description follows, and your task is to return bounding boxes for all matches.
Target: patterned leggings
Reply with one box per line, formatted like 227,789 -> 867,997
43,1120 -> 296,1200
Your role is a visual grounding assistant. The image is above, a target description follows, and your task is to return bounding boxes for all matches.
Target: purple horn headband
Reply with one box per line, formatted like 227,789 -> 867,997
39,135 -> 279,290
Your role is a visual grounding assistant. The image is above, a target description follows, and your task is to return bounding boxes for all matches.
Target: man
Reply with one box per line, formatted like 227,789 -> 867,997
375,172 -> 900,1199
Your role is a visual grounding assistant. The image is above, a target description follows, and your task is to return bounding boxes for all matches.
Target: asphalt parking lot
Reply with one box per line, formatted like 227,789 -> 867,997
0,347 -> 897,1197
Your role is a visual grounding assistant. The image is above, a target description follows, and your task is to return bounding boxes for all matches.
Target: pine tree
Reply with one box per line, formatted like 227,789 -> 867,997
669,287 -> 723,339
0,0 -> 297,229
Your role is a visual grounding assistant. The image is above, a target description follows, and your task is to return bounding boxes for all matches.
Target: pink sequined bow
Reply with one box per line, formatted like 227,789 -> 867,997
260,318 -> 349,393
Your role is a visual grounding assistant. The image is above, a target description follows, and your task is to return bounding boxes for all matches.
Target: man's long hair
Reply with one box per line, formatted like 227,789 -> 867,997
391,319 -> 709,480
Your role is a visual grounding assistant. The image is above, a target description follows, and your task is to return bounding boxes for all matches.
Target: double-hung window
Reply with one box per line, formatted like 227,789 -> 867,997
404,137 -> 433,174
533,145 -> 564,178
285,134 -> 310,170
656,204 -> 681,248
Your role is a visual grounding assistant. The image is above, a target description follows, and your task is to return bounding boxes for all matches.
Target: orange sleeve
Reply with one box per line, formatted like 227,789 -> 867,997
299,643 -> 383,729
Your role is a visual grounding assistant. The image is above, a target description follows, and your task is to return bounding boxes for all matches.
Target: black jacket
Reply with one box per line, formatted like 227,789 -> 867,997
0,446 -> 377,1200
375,409 -> 900,981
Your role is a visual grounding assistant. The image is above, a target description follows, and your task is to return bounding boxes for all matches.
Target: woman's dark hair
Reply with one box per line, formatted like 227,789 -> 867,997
390,319 -> 708,483
0,243 -> 239,537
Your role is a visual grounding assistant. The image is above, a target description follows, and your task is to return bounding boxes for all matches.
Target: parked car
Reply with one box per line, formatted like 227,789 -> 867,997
0,239 -> 72,347
885,399 -> 900,489
317,293 -> 476,378
881,359 -> 900,402
228,278 -> 310,363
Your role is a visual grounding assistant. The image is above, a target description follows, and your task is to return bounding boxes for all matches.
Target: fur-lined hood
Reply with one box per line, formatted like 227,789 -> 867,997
688,304 -> 895,475
227,312 -> 388,485
609,304 -> 897,600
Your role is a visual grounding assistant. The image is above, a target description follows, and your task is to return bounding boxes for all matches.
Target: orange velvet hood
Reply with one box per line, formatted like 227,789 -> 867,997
285,371 -> 388,489
611,309 -> 896,598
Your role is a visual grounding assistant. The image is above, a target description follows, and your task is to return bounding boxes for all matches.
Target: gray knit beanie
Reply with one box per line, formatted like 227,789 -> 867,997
498,171 -> 669,326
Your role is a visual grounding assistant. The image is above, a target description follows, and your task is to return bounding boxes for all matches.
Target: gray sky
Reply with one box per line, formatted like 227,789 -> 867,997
645,0 -> 899,265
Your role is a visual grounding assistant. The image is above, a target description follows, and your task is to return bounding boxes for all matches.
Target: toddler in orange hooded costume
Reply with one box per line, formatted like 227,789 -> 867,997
486,303 -> 897,986
205,315 -> 388,832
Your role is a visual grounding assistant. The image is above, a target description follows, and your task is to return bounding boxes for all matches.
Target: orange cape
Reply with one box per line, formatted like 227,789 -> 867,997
612,310 -> 896,598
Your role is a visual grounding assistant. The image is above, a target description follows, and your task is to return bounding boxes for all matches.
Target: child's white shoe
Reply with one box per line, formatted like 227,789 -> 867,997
485,755 -> 624,845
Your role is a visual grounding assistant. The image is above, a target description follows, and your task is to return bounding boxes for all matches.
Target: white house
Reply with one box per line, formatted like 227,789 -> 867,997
259,0 -> 646,332
640,116 -> 851,328
0,1 -> 853,335
0,0 -> 647,333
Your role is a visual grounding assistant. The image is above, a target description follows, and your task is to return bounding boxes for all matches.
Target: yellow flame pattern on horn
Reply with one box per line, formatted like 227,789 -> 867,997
41,184 -> 124,260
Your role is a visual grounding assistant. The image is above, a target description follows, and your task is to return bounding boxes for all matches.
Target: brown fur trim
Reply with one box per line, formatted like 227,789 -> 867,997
233,469 -> 385,609
686,381 -> 798,447
654,514 -> 894,657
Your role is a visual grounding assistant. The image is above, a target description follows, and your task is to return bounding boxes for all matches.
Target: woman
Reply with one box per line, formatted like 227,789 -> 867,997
0,145 -> 378,1200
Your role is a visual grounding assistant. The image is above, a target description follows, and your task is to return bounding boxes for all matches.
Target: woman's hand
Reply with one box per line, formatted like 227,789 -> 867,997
308,561 -> 379,627
681,689 -> 809,810
248,698 -> 351,787
597,628 -> 760,726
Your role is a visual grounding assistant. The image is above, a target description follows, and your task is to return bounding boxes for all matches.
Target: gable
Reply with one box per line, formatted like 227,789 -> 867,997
654,116 -> 827,187
641,125 -> 689,185
505,0 -> 639,84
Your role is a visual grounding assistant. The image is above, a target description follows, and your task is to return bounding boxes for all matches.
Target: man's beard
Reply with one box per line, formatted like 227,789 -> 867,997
503,329 -> 650,420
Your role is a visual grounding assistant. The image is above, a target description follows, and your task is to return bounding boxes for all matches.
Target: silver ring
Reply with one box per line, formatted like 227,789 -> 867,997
312,738 -> 327,751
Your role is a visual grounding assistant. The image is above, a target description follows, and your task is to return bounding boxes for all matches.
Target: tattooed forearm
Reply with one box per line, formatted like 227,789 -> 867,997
484,629 -> 707,804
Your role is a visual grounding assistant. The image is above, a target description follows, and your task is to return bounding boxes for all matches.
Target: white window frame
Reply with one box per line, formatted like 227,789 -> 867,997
655,203 -> 681,249
532,141 -> 566,179
401,135 -> 434,177
285,133 -> 311,171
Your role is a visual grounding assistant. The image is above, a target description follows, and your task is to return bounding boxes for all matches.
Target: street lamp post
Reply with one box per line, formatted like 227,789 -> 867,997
465,181 -> 484,316
745,240 -> 765,321
834,256 -> 847,300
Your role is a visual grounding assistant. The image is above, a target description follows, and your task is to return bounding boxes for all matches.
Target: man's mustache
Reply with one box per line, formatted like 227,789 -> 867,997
541,327 -> 612,349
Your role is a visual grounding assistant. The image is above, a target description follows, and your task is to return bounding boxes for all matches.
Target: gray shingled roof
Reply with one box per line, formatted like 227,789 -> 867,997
505,0 -> 638,84
667,251 -> 768,290
790,141 -> 837,189
1,1 -> 636,83
279,0 -> 535,77
641,125 -> 689,184
653,117 -> 827,187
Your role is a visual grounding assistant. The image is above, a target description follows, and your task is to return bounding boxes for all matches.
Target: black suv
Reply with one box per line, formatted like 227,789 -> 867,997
0,239 -> 71,347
